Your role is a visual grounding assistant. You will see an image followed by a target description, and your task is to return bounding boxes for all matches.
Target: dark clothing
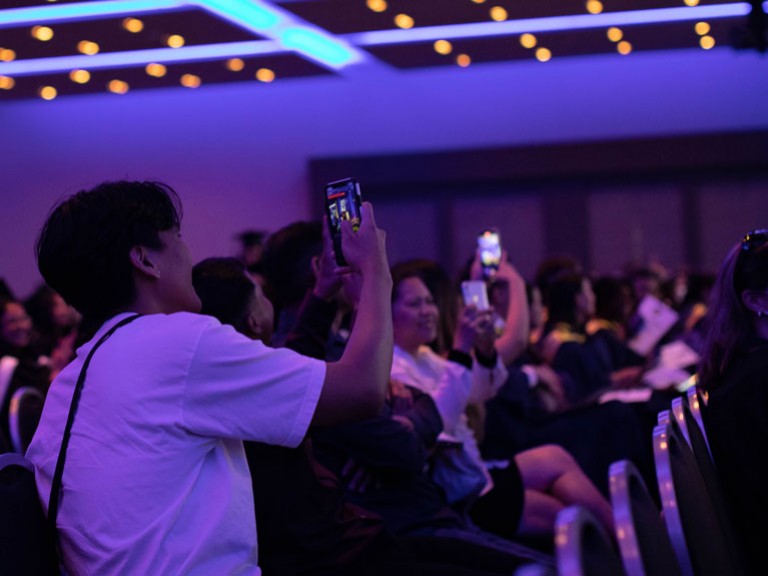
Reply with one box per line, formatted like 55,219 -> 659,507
701,340 -> 768,575
483,367 -> 655,496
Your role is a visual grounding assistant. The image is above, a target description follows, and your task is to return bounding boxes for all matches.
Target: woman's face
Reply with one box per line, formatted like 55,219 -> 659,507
1,302 -> 33,348
392,276 -> 439,350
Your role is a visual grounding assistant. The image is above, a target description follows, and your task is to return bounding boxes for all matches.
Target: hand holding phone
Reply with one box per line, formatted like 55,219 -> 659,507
477,229 -> 502,280
461,280 -> 490,311
325,177 -> 363,266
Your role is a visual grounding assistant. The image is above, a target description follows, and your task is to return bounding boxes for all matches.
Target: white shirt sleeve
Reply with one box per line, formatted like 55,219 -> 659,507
182,320 -> 325,448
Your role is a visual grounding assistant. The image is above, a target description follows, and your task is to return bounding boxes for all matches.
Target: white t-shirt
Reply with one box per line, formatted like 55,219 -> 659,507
27,312 -> 326,576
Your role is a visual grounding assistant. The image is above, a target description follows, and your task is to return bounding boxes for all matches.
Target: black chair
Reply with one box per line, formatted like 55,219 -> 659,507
0,453 -> 59,575
608,459 -> 680,576
555,505 -> 624,576
652,419 -> 744,576
9,386 -> 45,454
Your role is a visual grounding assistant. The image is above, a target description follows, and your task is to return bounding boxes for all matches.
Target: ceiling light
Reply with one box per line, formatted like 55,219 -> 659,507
586,1 -> 603,15
366,0 -> 387,13
69,69 -> 90,83
535,47 -> 551,61
607,27 -> 623,42
0,75 -> 14,89
108,79 -> 129,93
700,35 -> 715,49
166,34 -> 185,48
394,14 -> 414,29
256,67 -> 274,82
617,40 -> 632,54
226,57 -> 244,71
694,21 -> 710,35
456,53 -> 471,67
31,25 -> 54,41
77,40 -> 99,55
434,39 -> 452,55
471,0 -> 486,3
145,62 -> 167,77
0,48 -> 16,62
520,33 -> 536,48
684,0 -> 700,6
180,73 -> 201,87
490,7 -> 508,22
122,17 -> 144,32
39,85 -> 57,99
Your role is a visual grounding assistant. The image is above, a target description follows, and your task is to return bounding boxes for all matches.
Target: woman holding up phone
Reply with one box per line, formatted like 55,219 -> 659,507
389,262 -> 614,542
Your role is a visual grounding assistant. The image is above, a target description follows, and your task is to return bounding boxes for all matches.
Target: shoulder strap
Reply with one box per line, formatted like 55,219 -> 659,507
47,314 -> 142,532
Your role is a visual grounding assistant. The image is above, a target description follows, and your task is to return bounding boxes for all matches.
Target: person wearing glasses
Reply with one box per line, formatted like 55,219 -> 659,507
697,229 -> 768,575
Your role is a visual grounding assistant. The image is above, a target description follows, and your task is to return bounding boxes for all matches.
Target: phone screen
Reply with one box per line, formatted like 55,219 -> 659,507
325,177 -> 362,266
477,229 -> 501,279
461,280 -> 490,310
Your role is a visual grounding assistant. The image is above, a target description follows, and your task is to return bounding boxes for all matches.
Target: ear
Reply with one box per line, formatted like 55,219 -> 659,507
310,255 -> 321,280
129,245 -> 160,279
244,312 -> 261,338
741,289 -> 766,315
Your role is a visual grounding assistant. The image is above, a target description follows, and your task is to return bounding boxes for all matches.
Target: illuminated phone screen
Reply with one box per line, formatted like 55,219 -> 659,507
478,229 -> 501,277
325,178 -> 362,265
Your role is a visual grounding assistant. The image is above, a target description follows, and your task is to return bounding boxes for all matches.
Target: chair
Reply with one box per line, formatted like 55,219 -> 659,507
8,386 -> 45,454
0,452 -> 59,575
652,421 -> 744,576
608,459 -> 680,576
555,505 -> 625,576
514,563 -> 557,576
685,386 -> 711,458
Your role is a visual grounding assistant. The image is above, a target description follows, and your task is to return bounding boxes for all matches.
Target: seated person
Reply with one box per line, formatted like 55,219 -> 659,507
26,181 -> 392,576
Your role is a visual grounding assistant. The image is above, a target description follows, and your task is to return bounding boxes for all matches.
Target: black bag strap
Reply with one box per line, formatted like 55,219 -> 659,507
47,314 -> 142,532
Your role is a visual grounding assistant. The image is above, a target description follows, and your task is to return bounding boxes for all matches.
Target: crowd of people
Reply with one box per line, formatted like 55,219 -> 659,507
0,179 -> 761,574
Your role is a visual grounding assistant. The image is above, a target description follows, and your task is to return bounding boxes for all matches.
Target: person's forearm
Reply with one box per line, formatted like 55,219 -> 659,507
495,274 -> 530,364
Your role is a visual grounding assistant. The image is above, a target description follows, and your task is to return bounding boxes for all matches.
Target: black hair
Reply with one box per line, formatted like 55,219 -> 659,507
35,180 -> 182,323
546,273 -> 587,328
192,257 -> 254,332
259,221 -> 322,310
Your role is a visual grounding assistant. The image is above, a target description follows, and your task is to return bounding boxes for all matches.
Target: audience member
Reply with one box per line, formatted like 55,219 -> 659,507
697,228 -> 768,575
26,180 -> 393,575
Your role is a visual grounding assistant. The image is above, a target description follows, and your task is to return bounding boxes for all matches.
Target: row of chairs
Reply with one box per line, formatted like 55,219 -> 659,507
3,386 -> 45,455
519,386 -> 746,576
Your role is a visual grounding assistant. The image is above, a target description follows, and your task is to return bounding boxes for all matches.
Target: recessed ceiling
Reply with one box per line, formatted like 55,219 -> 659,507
0,0 -> 761,100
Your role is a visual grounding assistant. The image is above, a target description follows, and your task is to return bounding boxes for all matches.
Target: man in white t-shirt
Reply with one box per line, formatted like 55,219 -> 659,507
27,180 -> 393,576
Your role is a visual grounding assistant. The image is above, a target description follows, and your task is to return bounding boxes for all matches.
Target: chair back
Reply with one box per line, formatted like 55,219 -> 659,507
653,420 -> 743,576
685,386 -> 711,458
9,386 -> 45,454
555,505 -> 625,576
608,459 -> 680,576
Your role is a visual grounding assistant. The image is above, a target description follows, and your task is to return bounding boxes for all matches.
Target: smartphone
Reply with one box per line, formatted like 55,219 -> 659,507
324,177 -> 363,266
477,229 -> 501,279
461,280 -> 490,310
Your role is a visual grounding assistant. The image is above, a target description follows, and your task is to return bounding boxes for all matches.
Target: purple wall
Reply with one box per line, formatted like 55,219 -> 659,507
1,47 -> 766,297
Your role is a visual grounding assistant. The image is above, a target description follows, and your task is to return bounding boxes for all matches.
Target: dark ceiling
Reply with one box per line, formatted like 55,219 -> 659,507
0,0 -> 762,100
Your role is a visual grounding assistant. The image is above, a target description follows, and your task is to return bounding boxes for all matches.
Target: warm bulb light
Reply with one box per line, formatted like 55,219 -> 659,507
617,40 -> 632,55
520,33 -> 537,48
695,22 -> 711,35
700,35 -> 715,49
39,86 -> 57,100
0,48 -> 16,62
607,27 -> 623,42
434,40 -> 453,55
108,79 -> 129,94
166,35 -> 185,48
471,0 -> 486,3
69,69 -> 90,83
31,26 -> 54,41
586,0 -> 603,14
366,0 -> 387,12
226,58 -> 245,71
122,18 -> 144,33
456,53 -> 471,67
490,6 -> 508,21
145,63 -> 167,77
0,75 -> 14,90
78,41 -> 99,55
535,47 -> 552,62
394,14 -> 414,29
684,0 -> 700,6
256,68 -> 275,82
180,74 -> 201,88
